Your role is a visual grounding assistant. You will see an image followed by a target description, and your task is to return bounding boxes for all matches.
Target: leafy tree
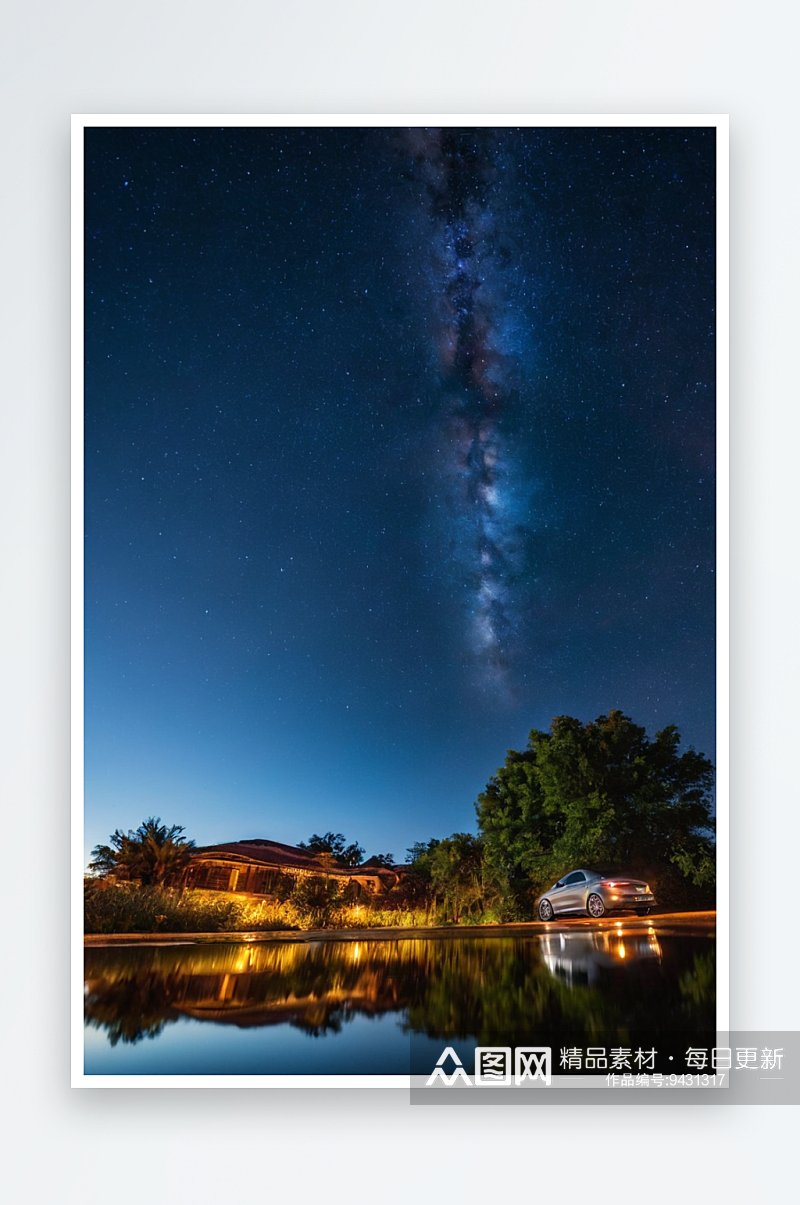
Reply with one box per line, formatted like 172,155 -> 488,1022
428,833 -> 486,922
290,875 -> 343,925
404,836 -> 490,922
670,836 -> 716,887
400,840 -> 440,915
477,710 -> 715,894
298,831 -> 365,867
473,746 -> 552,891
367,852 -> 395,867
405,840 -> 439,866
89,817 -> 196,886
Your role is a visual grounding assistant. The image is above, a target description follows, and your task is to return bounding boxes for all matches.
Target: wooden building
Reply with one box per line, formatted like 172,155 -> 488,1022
182,838 -> 400,898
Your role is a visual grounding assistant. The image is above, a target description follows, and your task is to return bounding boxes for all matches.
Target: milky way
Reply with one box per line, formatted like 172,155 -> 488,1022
84,124 -> 716,860
406,128 -> 529,696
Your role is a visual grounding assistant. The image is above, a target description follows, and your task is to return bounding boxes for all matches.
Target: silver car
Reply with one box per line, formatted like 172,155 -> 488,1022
536,869 -> 656,920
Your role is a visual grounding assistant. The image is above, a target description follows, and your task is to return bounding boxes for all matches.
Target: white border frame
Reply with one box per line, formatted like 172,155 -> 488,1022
72,113 -> 729,1088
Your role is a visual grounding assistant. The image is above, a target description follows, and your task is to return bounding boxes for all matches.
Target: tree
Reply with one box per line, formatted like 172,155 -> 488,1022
401,840 -> 440,916
406,841 -> 438,865
477,710 -> 715,892
366,852 -> 395,867
403,836 -> 489,922
89,817 -> 196,886
472,746 -> 552,891
428,833 -> 486,922
290,875 -> 344,925
298,831 -> 365,867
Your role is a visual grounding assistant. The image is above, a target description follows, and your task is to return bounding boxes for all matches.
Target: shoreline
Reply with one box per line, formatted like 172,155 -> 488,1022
84,909 -> 716,946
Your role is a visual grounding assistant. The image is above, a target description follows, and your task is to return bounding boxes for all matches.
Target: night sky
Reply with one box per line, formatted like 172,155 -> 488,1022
84,125 -> 716,866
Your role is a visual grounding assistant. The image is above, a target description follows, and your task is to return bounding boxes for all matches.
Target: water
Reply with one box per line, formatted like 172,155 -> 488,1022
84,923 -> 715,1075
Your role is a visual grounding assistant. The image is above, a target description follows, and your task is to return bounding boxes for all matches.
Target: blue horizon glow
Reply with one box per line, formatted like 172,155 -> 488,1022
84,127 -> 716,868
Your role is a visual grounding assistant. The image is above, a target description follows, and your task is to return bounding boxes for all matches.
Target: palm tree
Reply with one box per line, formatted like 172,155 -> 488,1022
89,817 -> 196,886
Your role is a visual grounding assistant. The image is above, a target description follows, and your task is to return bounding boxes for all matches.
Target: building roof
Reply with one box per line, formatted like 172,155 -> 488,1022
191,838 -> 396,878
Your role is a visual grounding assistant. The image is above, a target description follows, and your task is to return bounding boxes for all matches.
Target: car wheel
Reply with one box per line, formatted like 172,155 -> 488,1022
587,893 -> 605,918
636,907 -> 651,916
538,899 -> 554,922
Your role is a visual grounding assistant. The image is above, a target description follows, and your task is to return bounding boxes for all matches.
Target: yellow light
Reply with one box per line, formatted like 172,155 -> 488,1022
617,943 -> 626,959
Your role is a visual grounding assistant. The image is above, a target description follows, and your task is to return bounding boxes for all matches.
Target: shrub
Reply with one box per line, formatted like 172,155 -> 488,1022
83,880 -> 300,934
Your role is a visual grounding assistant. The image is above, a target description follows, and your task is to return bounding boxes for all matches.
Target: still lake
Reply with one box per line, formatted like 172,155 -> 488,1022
84,922 -> 715,1075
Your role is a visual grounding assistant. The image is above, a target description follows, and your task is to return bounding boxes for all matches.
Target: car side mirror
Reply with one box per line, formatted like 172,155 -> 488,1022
555,880 -> 564,888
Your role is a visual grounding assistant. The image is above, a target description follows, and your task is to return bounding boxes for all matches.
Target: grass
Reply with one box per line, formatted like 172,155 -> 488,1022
85,875 -> 712,935
84,880 -> 299,934
84,879 -> 433,934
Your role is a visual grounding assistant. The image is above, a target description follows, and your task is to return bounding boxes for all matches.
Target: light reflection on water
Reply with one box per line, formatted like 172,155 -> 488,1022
84,930 -> 714,1074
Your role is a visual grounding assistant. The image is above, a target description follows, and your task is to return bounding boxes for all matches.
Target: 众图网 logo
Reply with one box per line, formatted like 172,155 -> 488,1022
426,1047 -> 472,1086
426,1046 -> 552,1087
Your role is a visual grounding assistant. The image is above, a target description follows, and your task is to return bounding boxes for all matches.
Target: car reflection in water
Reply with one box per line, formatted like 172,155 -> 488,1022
539,925 -> 663,988
84,926 -> 714,1073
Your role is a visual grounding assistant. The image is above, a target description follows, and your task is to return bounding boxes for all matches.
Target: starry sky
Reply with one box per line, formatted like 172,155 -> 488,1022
84,125 -> 716,866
